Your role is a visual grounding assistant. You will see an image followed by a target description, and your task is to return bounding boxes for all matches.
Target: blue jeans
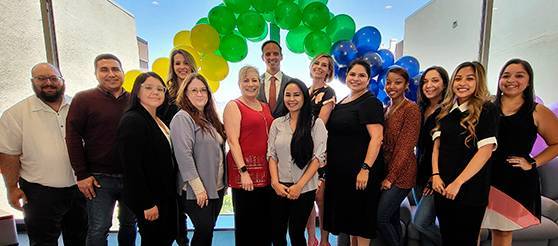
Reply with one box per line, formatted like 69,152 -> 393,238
86,174 -> 137,246
412,188 -> 441,246
377,186 -> 410,246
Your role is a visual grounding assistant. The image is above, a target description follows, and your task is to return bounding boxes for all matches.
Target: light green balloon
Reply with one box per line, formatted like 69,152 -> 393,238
286,25 -> 311,54
224,0 -> 251,13
196,17 -> 209,24
304,30 -> 331,58
326,14 -> 356,43
219,33 -> 248,62
208,6 -> 236,34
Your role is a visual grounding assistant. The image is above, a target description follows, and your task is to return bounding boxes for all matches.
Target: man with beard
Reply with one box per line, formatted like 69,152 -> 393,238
0,63 -> 87,245
66,54 -> 137,246
258,40 -> 292,118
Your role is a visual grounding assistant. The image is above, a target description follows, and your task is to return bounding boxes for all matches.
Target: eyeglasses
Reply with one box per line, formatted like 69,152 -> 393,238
141,84 -> 167,93
189,87 -> 208,95
32,76 -> 63,83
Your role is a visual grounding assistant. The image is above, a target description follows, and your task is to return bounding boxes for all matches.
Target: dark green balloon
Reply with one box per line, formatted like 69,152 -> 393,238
208,6 -> 236,35
304,30 -> 331,58
247,22 -> 269,42
237,10 -> 266,38
219,33 -> 248,62
251,0 -> 278,13
302,2 -> 330,30
326,14 -> 356,43
196,17 -> 209,24
286,25 -> 311,54
224,0 -> 251,14
275,2 -> 302,30
298,0 -> 327,9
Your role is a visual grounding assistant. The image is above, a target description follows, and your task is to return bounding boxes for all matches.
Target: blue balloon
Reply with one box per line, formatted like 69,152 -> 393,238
377,70 -> 388,86
352,26 -> 381,54
377,49 -> 394,70
368,78 -> 379,95
376,89 -> 389,105
361,51 -> 383,78
395,56 -> 420,78
405,72 -> 422,102
336,65 -> 347,83
331,40 -> 358,66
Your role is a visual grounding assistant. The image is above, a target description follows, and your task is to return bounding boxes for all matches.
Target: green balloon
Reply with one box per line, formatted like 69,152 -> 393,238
299,0 -> 327,9
326,14 -> 356,43
251,0 -> 278,13
275,2 -> 302,30
196,17 -> 209,24
208,6 -> 236,35
219,33 -> 248,62
304,30 -> 331,58
237,10 -> 266,38
224,0 -> 251,14
247,23 -> 268,42
302,2 -> 330,30
262,11 -> 276,24
286,25 -> 311,54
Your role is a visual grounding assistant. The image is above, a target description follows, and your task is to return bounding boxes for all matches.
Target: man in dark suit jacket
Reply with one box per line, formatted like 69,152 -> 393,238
257,40 -> 292,118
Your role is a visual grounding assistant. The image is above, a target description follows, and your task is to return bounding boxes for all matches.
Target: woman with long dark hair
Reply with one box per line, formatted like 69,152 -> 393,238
267,78 -> 327,246
481,59 -> 558,246
170,73 -> 227,246
431,61 -> 498,245
411,66 -> 449,246
117,72 -> 178,245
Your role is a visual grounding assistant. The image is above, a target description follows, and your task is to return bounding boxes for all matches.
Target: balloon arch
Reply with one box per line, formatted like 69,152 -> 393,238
123,0 -> 422,104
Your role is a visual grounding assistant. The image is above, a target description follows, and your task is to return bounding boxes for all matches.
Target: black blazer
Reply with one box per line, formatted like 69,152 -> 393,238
117,105 -> 177,213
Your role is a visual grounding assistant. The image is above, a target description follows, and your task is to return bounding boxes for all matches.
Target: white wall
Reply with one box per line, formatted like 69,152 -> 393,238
53,0 -> 140,96
487,0 -> 558,104
404,0 -> 483,77
0,1 -> 47,112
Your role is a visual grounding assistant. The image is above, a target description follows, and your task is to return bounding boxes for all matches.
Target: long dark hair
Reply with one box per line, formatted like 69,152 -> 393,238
176,73 -> 226,140
167,49 -> 197,101
346,59 -> 371,79
281,78 -> 316,169
495,58 -> 535,112
127,72 -> 169,115
417,66 -> 449,111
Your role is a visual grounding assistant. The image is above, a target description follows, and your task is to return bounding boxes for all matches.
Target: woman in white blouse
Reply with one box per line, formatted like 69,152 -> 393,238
267,78 -> 328,246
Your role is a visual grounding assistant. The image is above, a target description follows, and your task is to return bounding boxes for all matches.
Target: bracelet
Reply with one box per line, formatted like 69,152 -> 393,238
525,156 -> 537,170
317,167 -> 326,180
361,163 -> 371,171
431,173 -> 440,176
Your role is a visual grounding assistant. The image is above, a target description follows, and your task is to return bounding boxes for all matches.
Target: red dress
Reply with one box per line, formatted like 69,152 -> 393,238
227,99 -> 273,188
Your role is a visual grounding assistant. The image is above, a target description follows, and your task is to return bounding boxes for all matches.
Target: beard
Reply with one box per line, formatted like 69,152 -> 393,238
33,83 -> 65,102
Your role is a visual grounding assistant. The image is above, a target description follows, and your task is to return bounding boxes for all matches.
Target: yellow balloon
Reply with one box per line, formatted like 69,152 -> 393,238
123,70 -> 141,92
190,24 -> 220,53
207,79 -> 220,93
199,53 -> 229,81
173,30 -> 191,47
172,45 -> 202,68
152,57 -> 170,80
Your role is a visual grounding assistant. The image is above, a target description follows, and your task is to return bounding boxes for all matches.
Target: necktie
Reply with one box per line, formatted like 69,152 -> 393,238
269,76 -> 277,110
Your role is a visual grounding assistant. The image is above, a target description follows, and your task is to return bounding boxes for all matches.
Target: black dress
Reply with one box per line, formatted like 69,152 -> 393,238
323,91 -> 385,239
416,108 -> 441,190
310,85 -> 336,118
482,102 -> 541,230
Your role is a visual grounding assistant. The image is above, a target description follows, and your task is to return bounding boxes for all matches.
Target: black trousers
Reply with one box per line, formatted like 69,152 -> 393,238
183,189 -> 225,246
20,178 -> 87,246
176,193 -> 190,246
136,196 -> 179,246
270,188 -> 316,246
232,186 -> 272,246
435,195 -> 486,246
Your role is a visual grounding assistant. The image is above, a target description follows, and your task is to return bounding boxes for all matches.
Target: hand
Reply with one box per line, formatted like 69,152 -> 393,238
195,191 -> 209,208
444,181 -> 462,200
355,170 -> 369,190
271,182 -> 289,197
381,179 -> 392,190
431,175 -> 445,195
507,156 -> 532,171
144,205 -> 159,221
287,183 -> 302,200
240,172 -> 254,191
422,185 -> 434,196
77,176 -> 101,200
7,187 -> 27,211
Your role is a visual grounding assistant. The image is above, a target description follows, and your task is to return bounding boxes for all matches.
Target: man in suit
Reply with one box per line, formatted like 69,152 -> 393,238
257,40 -> 292,118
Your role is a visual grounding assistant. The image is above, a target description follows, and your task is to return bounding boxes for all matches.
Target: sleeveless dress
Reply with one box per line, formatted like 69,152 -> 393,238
482,102 -> 541,230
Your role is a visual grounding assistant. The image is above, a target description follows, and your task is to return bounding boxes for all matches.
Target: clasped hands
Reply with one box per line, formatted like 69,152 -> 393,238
272,182 -> 303,200
431,175 -> 462,200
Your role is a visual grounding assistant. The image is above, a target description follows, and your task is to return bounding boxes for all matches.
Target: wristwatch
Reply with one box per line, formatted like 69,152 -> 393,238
526,156 -> 537,170
239,166 -> 248,173
361,163 -> 371,171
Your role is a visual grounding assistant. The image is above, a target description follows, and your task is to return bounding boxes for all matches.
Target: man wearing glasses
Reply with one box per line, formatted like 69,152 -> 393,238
0,63 -> 87,245
66,54 -> 137,246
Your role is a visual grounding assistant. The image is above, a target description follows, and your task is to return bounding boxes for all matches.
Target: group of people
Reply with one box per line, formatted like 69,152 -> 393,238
1,38 -> 557,246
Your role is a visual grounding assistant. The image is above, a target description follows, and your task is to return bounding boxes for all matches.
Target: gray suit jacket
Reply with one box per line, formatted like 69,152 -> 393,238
257,72 -> 292,118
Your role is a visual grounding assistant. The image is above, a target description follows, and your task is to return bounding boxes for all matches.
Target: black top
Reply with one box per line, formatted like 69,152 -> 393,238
310,86 -> 336,118
159,100 -> 179,127
491,102 -> 541,219
324,91 -> 385,238
435,101 -> 499,206
416,108 -> 441,187
117,105 -> 177,213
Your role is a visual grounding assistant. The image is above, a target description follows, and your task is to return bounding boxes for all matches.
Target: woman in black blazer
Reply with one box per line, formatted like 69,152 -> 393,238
117,72 -> 178,246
